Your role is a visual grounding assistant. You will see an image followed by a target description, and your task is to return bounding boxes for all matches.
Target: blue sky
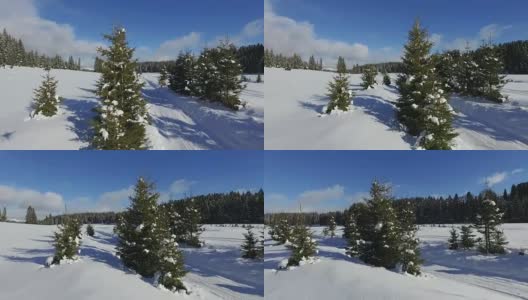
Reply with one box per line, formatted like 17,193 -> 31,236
265,0 -> 528,66
0,0 -> 263,66
265,151 -> 528,212
0,151 -> 263,218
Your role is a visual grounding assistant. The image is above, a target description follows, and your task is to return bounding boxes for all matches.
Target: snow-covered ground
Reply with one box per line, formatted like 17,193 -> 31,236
0,223 -> 263,300
0,67 -> 263,150
264,67 -> 528,150
265,224 -> 528,300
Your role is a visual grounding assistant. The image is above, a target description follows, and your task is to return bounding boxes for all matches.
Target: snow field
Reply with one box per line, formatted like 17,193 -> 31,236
264,67 -> 528,150
0,222 -> 263,300
0,67 -> 263,150
264,224 -> 528,300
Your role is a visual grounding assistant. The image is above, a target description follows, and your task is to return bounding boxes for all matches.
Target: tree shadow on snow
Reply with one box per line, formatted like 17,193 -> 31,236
61,91 -> 99,149
1,131 -> 15,141
298,95 -> 328,114
1,247 -> 54,266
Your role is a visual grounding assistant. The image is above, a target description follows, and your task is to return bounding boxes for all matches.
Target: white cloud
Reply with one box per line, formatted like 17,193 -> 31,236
0,0 -> 103,68
264,0 -> 370,67
265,185 -> 366,213
151,32 -> 202,61
481,168 -> 523,187
169,179 -> 196,195
435,24 -> 512,51
0,185 -> 64,219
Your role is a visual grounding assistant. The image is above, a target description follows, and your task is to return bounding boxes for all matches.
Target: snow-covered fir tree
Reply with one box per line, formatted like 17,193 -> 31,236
397,202 -> 422,275
241,225 -> 261,259
474,43 -> 507,102
92,27 -> 149,150
432,50 -> 461,93
181,199 -> 204,247
25,206 -> 37,224
158,65 -> 169,87
215,41 -> 246,110
326,72 -> 352,113
358,181 -> 401,269
490,229 -> 508,254
86,224 -> 95,237
270,218 -> 291,244
326,216 -> 337,238
460,225 -> 476,249
116,177 -> 187,292
1,207 -> 7,222
287,215 -> 318,267
382,71 -> 391,86
396,20 -> 457,149
50,217 -> 82,266
169,52 -> 196,96
475,191 -> 507,254
344,212 -> 361,257
336,56 -> 347,73
31,69 -> 61,118
448,227 -> 459,250
361,66 -> 378,89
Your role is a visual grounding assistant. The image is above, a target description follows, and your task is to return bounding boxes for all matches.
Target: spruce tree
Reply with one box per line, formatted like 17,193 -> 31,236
383,71 -> 391,86
475,43 -> 507,102
287,215 -> 317,267
475,193 -> 506,254
215,41 -> 245,110
460,225 -> 476,249
361,66 -> 378,89
51,217 -> 82,265
86,224 -> 95,237
344,212 -> 361,257
241,225 -> 260,259
158,65 -> 169,87
169,52 -> 195,95
326,72 -> 352,113
397,201 -> 422,275
1,207 -> 6,222
336,56 -> 347,73
326,216 -> 337,238
490,229 -> 508,254
31,69 -> 61,118
25,206 -> 37,224
308,55 -> 316,70
448,227 -> 459,250
358,181 -> 401,269
271,218 -> 291,244
181,199 -> 204,247
92,27 -> 149,150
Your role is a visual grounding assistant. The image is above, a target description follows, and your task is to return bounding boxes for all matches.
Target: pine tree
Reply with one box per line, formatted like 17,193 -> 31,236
383,71 -> 391,86
460,225 -> 476,249
116,177 -> 163,276
475,192 -> 506,254
169,51 -> 195,95
448,227 -> 459,250
326,72 -> 352,113
182,199 -> 204,247
92,27 -> 149,150
31,69 -> 61,118
361,66 -> 378,89
86,224 -> 95,237
50,217 -> 82,265
397,20 -> 457,149
158,65 -> 169,87
287,215 -> 317,267
489,229 -> 508,254
1,207 -> 6,222
308,55 -> 316,70
25,206 -> 37,224
358,181 -> 401,270
397,201 -> 422,275
475,43 -> 507,102
336,56 -> 347,73
271,218 -> 291,244
344,212 -> 361,257
241,225 -> 260,259
326,216 -> 337,238
215,41 -> 245,110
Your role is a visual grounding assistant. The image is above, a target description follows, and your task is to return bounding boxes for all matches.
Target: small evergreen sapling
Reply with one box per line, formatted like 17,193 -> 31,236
448,227 -> 459,250
271,219 -> 291,244
31,69 -> 61,118
50,217 -> 82,266
326,72 -> 352,114
398,201 -> 422,275
475,195 -> 506,254
86,224 -> 95,237
344,213 -> 361,257
460,225 -> 476,249
336,56 -> 347,74
287,216 -> 318,267
383,71 -> 391,86
181,199 -> 204,247
241,225 -> 260,259
326,216 -> 337,238
158,66 -> 169,87
361,66 -> 378,90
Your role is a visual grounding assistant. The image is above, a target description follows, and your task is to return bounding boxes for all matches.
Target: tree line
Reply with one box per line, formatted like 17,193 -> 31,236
14,190 -> 263,225
265,180 -> 528,226
133,43 -> 264,75
264,49 -> 324,70
0,28 -> 82,70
